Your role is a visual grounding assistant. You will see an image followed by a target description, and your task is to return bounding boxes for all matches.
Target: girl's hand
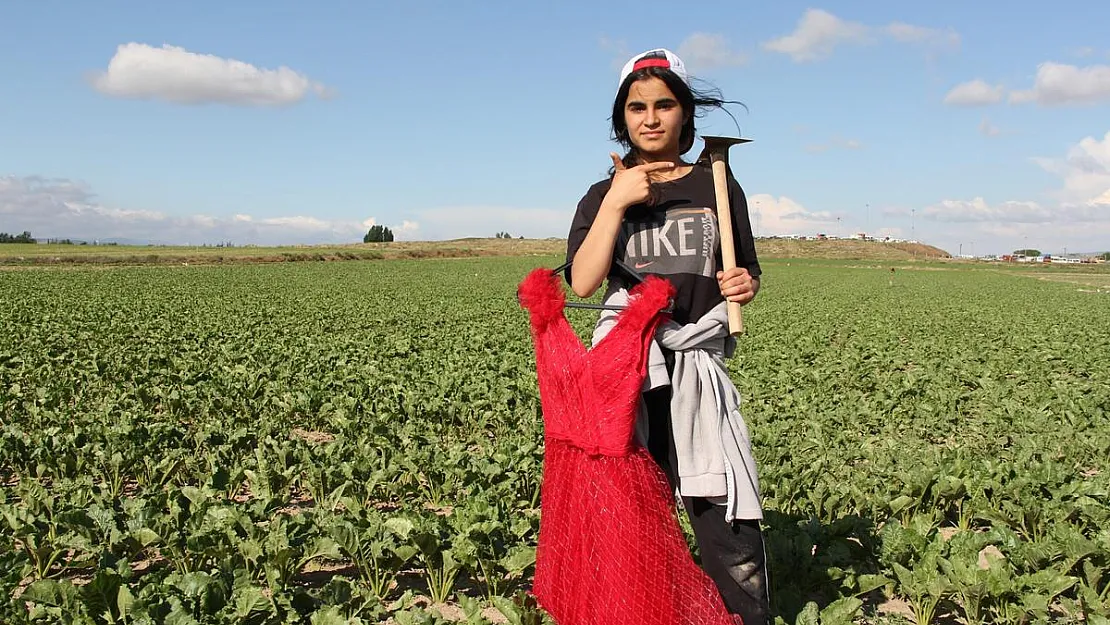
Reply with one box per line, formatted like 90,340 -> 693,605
717,268 -> 757,305
604,152 -> 675,211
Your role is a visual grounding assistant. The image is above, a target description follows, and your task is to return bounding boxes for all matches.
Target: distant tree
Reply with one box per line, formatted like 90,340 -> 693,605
1013,248 -> 1041,257
0,231 -> 35,244
1100,252 -> 1110,261
494,231 -> 514,239
364,225 -> 394,243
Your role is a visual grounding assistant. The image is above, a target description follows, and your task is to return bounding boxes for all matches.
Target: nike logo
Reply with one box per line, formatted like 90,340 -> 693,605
635,261 -> 654,269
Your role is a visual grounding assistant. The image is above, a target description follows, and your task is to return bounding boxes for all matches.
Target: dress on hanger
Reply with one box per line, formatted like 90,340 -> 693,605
516,267 -> 734,625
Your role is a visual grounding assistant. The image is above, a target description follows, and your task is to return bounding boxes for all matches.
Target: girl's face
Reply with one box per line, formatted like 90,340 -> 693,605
623,76 -> 687,160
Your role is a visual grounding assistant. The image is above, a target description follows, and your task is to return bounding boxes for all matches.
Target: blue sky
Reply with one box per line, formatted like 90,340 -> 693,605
2,1 -> 1109,256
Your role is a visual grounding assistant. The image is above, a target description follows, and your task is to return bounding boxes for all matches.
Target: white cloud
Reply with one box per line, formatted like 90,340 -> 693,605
599,37 -> 633,71
89,42 -> 332,106
0,175 -> 402,245
762,9 -> 870,62
923,198 -> 1069,223
967,220 -> 1107,248
922,198 -> 1110,255
748,193 -> 841,237
1032,130 -> 1110,203
396,220 -> 421,236
805,135 -> 864,153
979,118 -> 1002,137
927,131 -> 1110,218
918,131 -> 1110,253
943,79 -> 1006,106
0,175 -> 571,245
883,22 -> 960,49
762,9 -> 957,62
677,33 -> 748,70
409,206 -> 572,240
1009,62 -> 1110,106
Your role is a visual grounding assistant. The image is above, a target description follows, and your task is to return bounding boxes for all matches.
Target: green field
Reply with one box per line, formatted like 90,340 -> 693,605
2,256 -> 1108,624
0,239 -> 565,267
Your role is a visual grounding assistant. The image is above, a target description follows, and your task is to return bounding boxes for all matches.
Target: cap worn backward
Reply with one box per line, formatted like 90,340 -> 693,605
617,48 -> 690,93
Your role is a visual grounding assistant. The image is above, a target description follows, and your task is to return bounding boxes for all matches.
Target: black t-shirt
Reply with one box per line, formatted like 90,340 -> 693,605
564,163 -> 762,326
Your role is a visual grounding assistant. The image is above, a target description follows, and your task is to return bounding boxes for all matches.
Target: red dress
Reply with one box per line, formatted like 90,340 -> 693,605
517,267 -> 734,625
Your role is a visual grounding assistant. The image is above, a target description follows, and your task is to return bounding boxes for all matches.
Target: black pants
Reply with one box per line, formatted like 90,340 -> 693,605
643,385 -> 771,625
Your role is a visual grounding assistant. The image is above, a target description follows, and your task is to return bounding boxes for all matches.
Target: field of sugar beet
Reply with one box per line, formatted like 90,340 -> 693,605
1,254 -> 1108,624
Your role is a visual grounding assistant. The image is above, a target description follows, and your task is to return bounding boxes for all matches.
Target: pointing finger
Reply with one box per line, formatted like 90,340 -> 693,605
639,161 -> 677,173
610,153 -> 626,171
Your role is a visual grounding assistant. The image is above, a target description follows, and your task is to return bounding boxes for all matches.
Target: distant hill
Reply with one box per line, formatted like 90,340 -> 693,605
753,238 -> 950,260
0,236 -> 951,266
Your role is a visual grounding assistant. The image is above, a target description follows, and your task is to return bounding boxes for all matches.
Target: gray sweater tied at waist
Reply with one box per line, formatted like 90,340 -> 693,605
591,284 -> 763,523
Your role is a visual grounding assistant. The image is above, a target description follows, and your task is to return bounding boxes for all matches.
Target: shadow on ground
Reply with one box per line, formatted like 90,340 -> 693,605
760,510 -> 886,624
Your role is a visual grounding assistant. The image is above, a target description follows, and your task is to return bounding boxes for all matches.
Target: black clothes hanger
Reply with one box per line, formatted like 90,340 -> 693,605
550,257 -> 674,313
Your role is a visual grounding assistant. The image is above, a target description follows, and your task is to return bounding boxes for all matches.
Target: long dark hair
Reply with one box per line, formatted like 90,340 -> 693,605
610,66 -> 745,173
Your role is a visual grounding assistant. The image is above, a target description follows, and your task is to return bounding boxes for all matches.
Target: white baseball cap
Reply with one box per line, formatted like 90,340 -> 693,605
617,48 -> 690,92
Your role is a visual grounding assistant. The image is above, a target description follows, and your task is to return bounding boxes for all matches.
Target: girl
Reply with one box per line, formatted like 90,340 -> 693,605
564,48 -> 769,625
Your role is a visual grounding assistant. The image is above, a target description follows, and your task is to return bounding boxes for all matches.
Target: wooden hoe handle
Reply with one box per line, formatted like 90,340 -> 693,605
710,154 -> 745,337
